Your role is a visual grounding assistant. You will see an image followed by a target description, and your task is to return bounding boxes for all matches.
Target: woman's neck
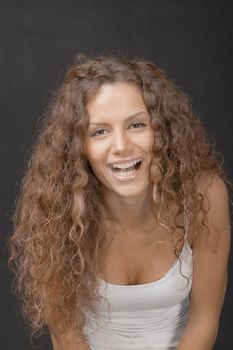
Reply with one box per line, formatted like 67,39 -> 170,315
102,187 -> 155,230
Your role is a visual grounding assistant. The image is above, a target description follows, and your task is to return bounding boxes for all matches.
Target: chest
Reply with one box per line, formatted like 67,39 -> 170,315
98,224 -> 189,286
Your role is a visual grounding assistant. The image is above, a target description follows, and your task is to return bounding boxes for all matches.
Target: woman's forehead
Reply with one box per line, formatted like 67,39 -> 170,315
86,82 -> 147,122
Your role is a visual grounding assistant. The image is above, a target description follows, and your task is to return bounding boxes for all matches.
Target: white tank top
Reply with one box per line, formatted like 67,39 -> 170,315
83,214 -> 193,350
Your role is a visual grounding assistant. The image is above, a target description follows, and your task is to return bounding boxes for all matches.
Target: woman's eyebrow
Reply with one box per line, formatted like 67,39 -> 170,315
125,111 -> 150,121
88,111 -> 149,126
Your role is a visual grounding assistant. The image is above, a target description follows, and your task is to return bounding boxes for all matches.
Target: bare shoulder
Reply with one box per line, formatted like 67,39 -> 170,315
187,172 -> 231,329
194,172 -> 231,252
197,172 -> 229,202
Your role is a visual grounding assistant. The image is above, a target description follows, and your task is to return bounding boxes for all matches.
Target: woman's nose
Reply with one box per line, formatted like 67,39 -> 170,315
111,130 -> 132,153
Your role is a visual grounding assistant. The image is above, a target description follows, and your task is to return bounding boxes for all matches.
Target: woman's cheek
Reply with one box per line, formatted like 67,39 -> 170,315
87,140 -> 109,165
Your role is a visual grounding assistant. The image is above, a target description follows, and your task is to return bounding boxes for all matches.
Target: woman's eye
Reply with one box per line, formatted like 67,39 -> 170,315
130,122 -> 147,128
92,129 -> 108,136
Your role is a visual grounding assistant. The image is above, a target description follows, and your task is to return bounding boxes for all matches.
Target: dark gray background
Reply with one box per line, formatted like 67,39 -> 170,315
1,1 -> 232,349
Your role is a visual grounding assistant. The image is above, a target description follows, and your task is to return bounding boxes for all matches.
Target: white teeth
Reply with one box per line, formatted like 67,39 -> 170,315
114,169 -> 136,177
112,159 -> 142,169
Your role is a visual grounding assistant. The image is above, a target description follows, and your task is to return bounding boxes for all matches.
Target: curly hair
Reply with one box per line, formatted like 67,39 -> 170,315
7,53 -> 229,340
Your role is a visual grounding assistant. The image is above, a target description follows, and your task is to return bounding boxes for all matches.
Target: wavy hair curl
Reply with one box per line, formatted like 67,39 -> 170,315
8,53 -> 229,340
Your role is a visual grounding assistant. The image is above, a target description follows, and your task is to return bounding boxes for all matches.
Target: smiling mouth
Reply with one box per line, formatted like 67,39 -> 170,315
110,160 -> 143,178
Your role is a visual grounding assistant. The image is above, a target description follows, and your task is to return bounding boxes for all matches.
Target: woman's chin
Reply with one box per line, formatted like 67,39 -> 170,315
108,182 -> 150,200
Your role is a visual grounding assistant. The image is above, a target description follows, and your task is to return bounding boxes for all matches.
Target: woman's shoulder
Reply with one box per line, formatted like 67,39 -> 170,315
197,172 -> 229,201
193,172 -> 230,249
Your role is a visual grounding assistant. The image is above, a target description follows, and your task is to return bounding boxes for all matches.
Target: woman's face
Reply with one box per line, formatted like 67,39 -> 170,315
84,82 -> 154,199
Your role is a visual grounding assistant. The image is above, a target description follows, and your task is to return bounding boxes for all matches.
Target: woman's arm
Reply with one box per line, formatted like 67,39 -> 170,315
49,326 -> 91,350
48,312 -> 90,350
177,175 -> 231,350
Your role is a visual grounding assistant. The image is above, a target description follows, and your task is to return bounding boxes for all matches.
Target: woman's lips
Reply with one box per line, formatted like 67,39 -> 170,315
109,160 -> 143,181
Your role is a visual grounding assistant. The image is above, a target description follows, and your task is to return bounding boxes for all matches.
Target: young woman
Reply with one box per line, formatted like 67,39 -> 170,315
8,54 -> 231,350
